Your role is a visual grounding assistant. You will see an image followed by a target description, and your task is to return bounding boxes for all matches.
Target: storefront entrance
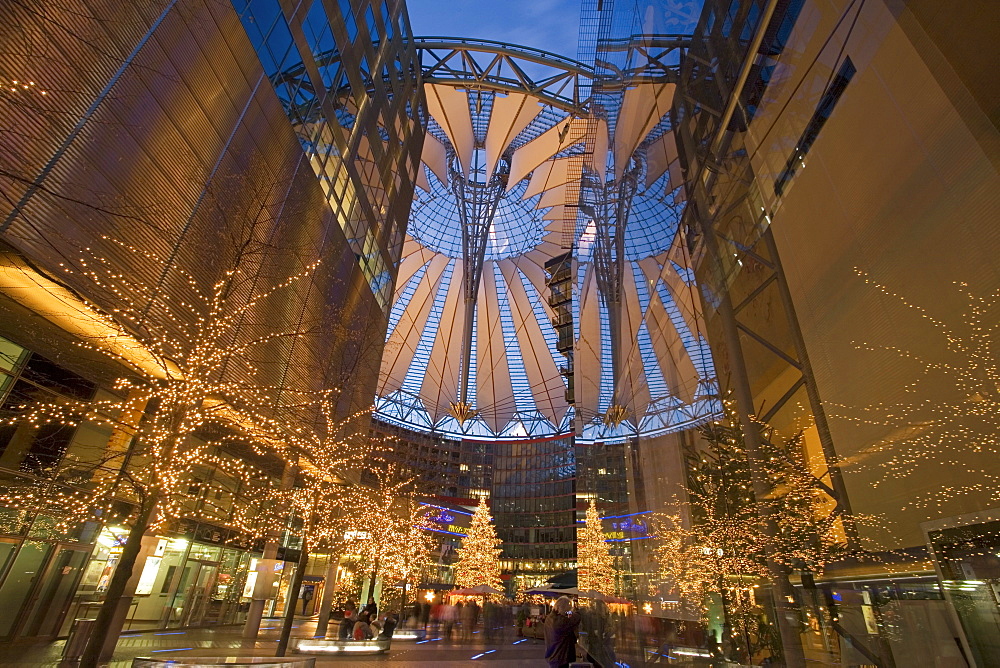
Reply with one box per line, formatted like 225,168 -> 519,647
126,537 -> 255,630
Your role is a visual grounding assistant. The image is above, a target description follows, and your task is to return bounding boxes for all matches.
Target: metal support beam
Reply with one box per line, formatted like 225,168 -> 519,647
696,199 -> 807,668
762,227 -> 855,523
449,148 -> 508,417
736,322 -> 802,368
733,272 -> 777,314
414,36 -> 687,114
760,376 -> 805,423
584,157 -> 639,424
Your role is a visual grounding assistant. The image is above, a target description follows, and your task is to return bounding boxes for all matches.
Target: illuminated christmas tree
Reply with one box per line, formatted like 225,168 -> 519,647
453,495 -> 503,591
577,500 -> 617,596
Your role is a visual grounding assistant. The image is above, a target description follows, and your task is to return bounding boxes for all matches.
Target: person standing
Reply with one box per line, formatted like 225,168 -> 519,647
460,600 -> 475,641
483,601 -> 497,643
421,600 -> 432,630
441,601 -> 458,639
543,596 -> 581,668
408,600 -> 420,628
299,585 -> 314,615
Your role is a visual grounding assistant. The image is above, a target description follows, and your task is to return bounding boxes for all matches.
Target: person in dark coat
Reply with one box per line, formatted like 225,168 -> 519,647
378,611 -> 399,639
363,597 -> 378,617
299,584 -> 314,615
543,596 -> 581,668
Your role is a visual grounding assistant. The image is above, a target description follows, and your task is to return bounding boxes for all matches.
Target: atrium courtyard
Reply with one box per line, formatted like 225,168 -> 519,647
0,0 -> 998,666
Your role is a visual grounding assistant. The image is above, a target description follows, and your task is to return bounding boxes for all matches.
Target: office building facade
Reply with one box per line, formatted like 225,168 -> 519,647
0,0 -> 422,641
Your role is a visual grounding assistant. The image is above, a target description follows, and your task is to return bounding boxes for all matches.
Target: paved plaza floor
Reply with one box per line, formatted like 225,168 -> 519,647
0,618 -> 553,667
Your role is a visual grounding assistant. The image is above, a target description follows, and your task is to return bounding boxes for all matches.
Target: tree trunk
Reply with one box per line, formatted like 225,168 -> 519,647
276,546 -> 308,656
79,494 -> 158,668
362,557 -> 379,604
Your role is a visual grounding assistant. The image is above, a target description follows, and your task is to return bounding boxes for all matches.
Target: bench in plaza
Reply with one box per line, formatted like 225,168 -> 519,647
391,628 -> 427,641
292,637 -> 391,654
133,658 -> 315,668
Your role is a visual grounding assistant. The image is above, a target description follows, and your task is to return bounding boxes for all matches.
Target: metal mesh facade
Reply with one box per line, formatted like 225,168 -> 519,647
0,0 -> 424,421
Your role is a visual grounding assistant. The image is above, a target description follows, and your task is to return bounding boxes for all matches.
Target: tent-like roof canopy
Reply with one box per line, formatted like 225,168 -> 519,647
375,39 -> 719,441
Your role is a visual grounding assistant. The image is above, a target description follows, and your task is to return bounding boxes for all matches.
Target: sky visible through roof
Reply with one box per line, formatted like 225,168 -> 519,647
379,0 -> 718,441
405,0 -> 583,61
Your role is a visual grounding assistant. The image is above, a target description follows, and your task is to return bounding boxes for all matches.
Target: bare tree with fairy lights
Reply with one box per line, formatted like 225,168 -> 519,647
0,220 -> 345,666
651,406 -> 882,664
835,270 -> 1000,509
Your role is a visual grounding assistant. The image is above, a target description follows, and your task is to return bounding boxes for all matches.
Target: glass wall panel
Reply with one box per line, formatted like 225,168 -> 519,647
0,540 -> 51,637
20,547 -> 89,638
131,537 -> 191,630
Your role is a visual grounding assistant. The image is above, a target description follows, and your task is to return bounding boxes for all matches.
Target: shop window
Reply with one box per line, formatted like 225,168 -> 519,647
160,565 -> 178,594
0,337 -> 28,402
22,423 -> 77,473
21,353 -> 95,402
0,351 -> 95,468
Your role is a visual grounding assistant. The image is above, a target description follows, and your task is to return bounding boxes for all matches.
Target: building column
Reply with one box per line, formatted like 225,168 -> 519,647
314,556 -> 341,637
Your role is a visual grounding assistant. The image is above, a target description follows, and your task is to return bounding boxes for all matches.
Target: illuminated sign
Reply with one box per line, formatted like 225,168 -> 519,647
153,538 -> 168,557
135,556 -> 162,595
421,503 -> 471,536
344,530 -> 371,541
243,560 -> 259,599
602,513 -> 652,542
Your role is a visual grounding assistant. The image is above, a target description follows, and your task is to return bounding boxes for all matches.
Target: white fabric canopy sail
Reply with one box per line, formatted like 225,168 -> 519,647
375,82 -> 718,441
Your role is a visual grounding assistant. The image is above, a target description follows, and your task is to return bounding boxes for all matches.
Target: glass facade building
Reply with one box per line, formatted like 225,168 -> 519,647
0,0 -> 422,645
0,0 -> 998,665
234,0 -> 423,308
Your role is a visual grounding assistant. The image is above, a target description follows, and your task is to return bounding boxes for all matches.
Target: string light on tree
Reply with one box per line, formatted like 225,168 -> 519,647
832,270 -> 1000,510
650,400 -> 887,663
0,231 -> 344,668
